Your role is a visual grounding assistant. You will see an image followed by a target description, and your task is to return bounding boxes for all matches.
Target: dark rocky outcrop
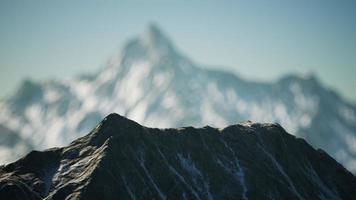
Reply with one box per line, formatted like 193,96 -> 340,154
0,113 -> 355,199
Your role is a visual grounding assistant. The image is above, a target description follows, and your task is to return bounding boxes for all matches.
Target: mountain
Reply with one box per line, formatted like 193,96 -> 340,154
0,113 -> 355,200
0,24 -> 356,174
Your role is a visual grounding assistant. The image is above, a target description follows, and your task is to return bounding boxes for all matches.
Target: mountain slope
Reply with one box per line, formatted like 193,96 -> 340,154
0,113 -> 355,200
0,24 -> 356,173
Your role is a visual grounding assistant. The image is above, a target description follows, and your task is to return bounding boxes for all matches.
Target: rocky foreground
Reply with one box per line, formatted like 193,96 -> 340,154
0,113 -> 355,199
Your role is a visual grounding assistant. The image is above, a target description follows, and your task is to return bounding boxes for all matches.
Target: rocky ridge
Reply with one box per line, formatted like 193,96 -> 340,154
0,113 -> 355,200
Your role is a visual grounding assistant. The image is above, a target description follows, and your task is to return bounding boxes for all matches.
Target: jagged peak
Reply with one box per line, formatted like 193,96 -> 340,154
141,23 -> 174,49
102,113 -> 126,123
120,23 -> 178,61
101,113 -> 141,127
86,113 -> 143,146
145,23 -> 166,41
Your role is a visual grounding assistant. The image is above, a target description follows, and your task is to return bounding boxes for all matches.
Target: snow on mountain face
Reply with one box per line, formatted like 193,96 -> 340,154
0,24 -> 356,173
0,114 -> 355,200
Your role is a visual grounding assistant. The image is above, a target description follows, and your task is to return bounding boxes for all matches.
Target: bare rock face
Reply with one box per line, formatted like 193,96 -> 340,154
0,113 -> 355,200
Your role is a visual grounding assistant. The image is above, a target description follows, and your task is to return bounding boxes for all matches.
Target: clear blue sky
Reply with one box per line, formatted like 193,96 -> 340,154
1,0 -> 355,102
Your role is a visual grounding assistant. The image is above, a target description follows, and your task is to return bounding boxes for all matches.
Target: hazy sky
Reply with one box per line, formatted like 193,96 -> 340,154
1,0 -> 356,102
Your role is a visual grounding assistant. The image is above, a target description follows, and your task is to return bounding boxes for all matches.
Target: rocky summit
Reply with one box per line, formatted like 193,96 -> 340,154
0,113 -> 355,200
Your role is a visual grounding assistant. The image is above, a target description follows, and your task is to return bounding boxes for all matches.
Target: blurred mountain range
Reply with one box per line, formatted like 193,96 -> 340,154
0,24 -> 355,173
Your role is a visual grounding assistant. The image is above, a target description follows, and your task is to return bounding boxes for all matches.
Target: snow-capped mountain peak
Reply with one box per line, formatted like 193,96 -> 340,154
119,23 -> 180,67
143,23 -> 175,50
